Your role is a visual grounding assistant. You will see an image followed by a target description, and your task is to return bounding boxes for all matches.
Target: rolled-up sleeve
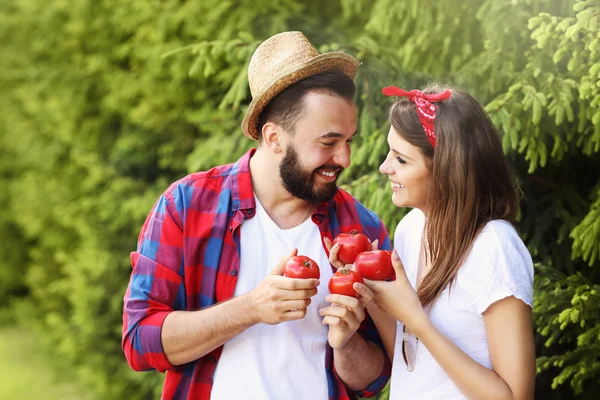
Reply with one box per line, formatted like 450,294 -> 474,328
122,195 -> 184,372
351,351 -> 392,397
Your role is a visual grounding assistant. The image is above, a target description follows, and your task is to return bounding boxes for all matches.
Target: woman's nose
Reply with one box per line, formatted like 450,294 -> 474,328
379,159 -> 393,175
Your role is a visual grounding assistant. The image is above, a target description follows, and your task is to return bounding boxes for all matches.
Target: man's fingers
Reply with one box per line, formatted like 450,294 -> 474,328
282,309 -> 308,321
321,315 -> 343,326
320,303 -> 364,326
269,248 -> 299,276
278,287 -> 318,300
320,307 -> 361,331
280,298 -> 311,311
326,294 -> 360,309
273,276 -> 320,290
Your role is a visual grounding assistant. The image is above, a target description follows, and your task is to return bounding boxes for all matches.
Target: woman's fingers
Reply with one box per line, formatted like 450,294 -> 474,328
353,282 -> 374,305
391,249 -> 408,281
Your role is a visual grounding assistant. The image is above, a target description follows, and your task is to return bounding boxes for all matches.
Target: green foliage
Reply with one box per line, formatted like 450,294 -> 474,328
0,0 -> 599,399
0,328 -> 95,400
534,264 -> 600,395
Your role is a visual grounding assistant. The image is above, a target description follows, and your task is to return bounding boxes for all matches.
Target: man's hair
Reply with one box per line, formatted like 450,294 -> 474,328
257,71 -> 355,138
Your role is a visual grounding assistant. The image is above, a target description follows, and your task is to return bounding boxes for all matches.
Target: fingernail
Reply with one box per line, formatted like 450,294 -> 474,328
325,295 -> 332,302
332,243 -> 339,249
392,249 -> 400,259
354,283 -> 363,291
314,280 -> 320,287
319,309 -> 324,315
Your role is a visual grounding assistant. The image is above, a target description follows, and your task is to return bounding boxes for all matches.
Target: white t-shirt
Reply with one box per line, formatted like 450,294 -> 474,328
388,209 -> 534,400
211,197 -> 334,400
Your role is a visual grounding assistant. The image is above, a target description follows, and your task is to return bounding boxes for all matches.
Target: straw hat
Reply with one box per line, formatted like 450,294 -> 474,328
241,31 -> 360,140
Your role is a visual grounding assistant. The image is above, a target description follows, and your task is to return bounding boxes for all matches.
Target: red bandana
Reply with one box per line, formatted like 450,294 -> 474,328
382,86 -> 452,148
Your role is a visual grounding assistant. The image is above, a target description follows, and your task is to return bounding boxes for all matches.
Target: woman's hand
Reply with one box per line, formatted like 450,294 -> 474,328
361,249 -> 428,333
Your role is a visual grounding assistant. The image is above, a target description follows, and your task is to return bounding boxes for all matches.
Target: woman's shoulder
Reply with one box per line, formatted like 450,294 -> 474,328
464,219 -> 532,268
473,219 -> 527,254
394,208 -> 425,236
457,219 -> 534,313
393,208 -> 424,260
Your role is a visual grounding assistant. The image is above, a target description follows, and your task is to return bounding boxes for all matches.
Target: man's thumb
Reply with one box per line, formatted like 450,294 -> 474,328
270,248 -> 298,275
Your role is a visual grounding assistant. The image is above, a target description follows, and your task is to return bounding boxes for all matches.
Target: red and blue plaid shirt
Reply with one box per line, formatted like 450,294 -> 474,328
122,149 -> 392,399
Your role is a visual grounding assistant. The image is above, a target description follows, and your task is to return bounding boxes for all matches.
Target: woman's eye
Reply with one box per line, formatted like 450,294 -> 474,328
396,156 -> 407,164
322,142 -> 335,147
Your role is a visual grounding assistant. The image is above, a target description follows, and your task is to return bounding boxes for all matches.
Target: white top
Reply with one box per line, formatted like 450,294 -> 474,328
211,197 -> 334,400
388,209 -> 534,400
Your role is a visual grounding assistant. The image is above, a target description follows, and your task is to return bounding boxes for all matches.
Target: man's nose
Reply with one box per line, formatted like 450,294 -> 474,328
333,144 -> 351,169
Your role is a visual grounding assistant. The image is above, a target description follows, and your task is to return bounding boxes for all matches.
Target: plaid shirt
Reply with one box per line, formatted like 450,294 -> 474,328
122,149 -> 392,399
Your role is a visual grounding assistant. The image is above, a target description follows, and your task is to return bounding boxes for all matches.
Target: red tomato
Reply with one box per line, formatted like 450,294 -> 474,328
284,256 -> 320,279
332,230 -> 371,264
355,250 -> 395,281
328,269 -> 364,298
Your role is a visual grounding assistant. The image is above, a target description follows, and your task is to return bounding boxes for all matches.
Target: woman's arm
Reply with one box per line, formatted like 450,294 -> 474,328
365,250 -> 535,400
413,296 -> 535,400
363,299 -> 397,363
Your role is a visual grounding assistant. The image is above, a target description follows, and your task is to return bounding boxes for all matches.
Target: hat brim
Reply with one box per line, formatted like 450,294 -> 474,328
241,52 -> 360,140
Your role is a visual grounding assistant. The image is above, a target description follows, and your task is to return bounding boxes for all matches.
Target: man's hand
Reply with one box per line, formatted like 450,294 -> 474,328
319,287 -> 374,349
246,248 -> 320,325
321,236 -> 377,348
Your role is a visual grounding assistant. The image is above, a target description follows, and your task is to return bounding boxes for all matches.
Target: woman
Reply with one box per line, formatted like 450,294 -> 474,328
327,84 -> 535,399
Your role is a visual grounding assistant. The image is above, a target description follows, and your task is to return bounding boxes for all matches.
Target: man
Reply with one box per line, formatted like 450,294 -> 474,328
122,31 -> 391,399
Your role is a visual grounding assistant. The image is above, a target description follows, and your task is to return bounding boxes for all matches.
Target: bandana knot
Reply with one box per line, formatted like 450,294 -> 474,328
382,86 -> 452,148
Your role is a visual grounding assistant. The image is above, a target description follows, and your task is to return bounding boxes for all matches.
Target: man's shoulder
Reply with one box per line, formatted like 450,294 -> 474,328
166,162 -> 233,192
159,161 -> 239,214
162,149 -> 254,201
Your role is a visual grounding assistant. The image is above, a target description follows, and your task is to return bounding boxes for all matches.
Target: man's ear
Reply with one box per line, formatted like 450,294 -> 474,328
261,122 -> 283,153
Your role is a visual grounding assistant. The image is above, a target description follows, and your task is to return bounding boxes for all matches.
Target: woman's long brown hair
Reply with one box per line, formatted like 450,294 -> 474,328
388,83 -> 519,309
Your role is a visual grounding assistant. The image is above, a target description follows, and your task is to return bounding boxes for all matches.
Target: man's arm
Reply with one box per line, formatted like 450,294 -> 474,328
161,256 -> 319,365
320,292 -> 389,392
122,194 -> 318,370
333,333 -> 386,391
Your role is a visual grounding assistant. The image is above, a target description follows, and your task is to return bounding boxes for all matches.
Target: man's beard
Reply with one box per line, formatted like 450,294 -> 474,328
279,144 -> 340,203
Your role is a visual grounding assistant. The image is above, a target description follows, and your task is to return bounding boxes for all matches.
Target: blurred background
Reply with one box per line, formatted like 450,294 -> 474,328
0,0 -> 598,399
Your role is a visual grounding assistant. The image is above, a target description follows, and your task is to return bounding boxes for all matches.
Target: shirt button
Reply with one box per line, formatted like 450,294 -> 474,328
230,269 -> 238,276
208,356 -> 216,363
247,209 -> 254,215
